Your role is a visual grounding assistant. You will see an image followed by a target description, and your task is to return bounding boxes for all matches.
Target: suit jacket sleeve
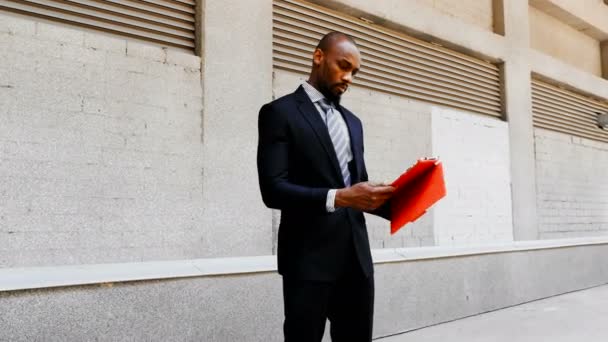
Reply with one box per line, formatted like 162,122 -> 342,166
257,102 -> 329,213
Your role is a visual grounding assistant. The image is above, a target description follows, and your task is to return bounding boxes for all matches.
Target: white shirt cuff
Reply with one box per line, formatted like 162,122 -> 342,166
326,189 -> 337,212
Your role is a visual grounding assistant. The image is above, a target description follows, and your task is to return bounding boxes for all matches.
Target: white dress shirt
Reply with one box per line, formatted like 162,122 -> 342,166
301,82 -> 353,212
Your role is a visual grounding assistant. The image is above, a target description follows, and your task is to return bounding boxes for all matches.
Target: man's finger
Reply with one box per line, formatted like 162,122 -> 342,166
372,186 -> 395,194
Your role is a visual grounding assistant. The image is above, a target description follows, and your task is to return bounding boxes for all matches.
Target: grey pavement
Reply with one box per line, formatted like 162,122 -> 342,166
377,284 -> 608,342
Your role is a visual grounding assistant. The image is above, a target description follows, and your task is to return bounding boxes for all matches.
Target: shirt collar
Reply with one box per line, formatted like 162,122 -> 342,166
301,81 -> 327,105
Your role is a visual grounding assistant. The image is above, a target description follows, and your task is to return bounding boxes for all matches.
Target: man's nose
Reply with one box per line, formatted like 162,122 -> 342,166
342,72 -> 353,83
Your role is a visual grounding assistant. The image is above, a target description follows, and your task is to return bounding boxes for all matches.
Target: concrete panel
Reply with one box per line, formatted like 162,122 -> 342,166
378,284 -> 608,341
0,274 -> 283,342
0,12 -> 205,268
530,0 -> 608,40
2,242 -> 608,341
374,244 -> 608,337
413,0 -> 494,32
199,0 -> 274,257
529,6 -> 602,77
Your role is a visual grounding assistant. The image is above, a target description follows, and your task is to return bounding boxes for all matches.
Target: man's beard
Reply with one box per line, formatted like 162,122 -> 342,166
319,82 -> 342,106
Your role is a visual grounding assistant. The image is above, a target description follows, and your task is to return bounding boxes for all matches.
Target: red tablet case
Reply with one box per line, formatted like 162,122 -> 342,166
390,159 -> 446,234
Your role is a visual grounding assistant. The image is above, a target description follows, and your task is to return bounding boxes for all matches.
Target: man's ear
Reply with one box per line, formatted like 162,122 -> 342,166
312,48 -> 324,66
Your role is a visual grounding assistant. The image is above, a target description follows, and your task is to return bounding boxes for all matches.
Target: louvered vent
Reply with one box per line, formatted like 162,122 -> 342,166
273,0 -> 502,117
532,79 -> 608,143
0,0 -> 196,51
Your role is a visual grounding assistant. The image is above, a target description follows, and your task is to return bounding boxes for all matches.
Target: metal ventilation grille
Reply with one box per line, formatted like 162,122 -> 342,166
273,0 -> 502,117
0,0 -> 196,50
532,79 -> 608,143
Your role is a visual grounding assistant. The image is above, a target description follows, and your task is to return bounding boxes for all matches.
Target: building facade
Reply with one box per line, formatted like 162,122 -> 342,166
1,0 -> 608,340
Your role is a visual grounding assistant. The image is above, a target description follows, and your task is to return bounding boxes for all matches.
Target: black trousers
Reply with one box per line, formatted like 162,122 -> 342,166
282,248 -> 374,342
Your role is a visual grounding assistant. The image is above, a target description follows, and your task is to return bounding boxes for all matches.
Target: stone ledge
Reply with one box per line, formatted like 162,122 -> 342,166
2,236 -> 607,292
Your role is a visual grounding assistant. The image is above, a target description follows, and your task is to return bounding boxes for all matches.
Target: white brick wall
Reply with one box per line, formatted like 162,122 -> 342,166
431,107 -> 514,246
0,13 -> 204,267
535,128 -> 608,239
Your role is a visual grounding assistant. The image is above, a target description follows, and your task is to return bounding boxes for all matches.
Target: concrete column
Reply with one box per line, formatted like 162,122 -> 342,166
199,0 -> 274,256
500,0 -> 539,240
601,41 -> 608,80
492,0 -> 506,35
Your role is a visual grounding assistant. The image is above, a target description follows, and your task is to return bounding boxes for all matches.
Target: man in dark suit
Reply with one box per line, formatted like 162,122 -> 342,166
257,32 -> 395,342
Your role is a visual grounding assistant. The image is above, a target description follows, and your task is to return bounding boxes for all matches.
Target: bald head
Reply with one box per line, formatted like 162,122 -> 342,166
309,31 -> 361,103
316,32 -> 357,53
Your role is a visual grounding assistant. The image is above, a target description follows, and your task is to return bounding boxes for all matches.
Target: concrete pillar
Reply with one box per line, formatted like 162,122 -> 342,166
601,41 -> 608,80
199,0 -> 274,256
194,0 -> 204,57
492,0 -> 506,35
500,0 -> 539,240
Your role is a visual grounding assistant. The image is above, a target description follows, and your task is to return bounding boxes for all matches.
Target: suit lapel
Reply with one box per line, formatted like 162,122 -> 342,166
294,86 -> 344,186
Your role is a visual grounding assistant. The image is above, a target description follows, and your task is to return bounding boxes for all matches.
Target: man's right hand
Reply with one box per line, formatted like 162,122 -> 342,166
335,182 -> 395,212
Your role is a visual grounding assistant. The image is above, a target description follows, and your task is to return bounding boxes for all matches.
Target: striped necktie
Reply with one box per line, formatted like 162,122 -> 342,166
318,99 -> 351,187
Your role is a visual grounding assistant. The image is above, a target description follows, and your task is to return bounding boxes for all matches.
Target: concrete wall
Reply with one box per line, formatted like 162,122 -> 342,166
2,239 -> 608,341
272,68 -> 515,248
198,0 -> 274,258
0,13 -> 205,267
529,6 -> 603,76
431,107 -> 513,246
535,128 -> 608,239
1,0 -> 608,341
414,0 -> 494,32
529,0 -> 608,41
1,0 -> 606,262
308,0 -> 506,62
0,0 -> 276,267
1,273 -> 283,342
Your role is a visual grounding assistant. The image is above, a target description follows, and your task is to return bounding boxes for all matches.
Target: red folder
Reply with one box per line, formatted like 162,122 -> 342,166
390,158 -> 446,234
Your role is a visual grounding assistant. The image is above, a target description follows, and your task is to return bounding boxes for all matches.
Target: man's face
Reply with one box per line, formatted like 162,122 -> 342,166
314,39 -> 361,103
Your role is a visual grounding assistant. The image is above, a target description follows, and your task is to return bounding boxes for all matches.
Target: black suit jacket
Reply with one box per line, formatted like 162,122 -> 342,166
257,85 -> 388,282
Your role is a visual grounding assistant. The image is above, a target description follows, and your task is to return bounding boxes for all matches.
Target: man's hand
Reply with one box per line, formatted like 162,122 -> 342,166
335,182 -> 395,211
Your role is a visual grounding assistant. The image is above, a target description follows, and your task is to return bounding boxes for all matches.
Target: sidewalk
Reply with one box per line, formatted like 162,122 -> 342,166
377,284 -> 608,342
